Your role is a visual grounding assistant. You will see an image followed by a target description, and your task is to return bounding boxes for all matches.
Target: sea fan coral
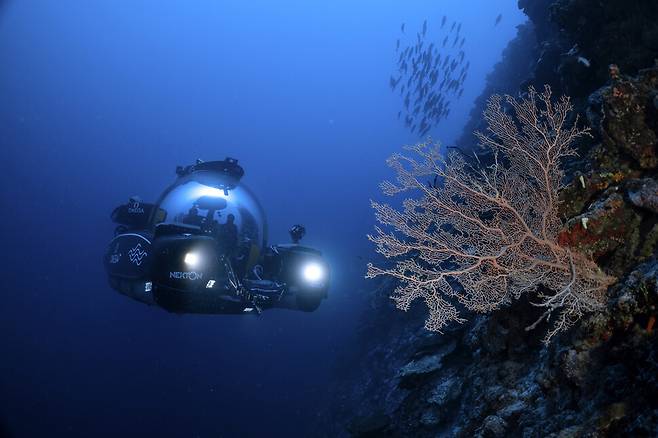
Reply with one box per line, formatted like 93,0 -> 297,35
368,86 -> 616,342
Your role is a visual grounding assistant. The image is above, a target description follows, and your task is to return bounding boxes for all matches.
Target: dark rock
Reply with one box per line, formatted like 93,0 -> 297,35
559,169 -> 632,218
596,67 -> 658,169
427,375 -> 462,407
558,173 -> 657,275
398,355 -> 443,382
420,409 -> 440,427
518,0 -> 555,41
627,178 -> 658,214
558,189 -> 640,261
549,0 -> 658,97
397,340 -> 456,388
556,425 -> 582,437
497,400 -> 526,420
479,415 -> 508,438
323,260 -> 658,436
560,348 -> 590,386
533,40 -> 565,93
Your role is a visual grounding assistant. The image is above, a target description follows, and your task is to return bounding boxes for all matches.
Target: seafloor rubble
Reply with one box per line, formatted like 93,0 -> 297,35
323,1 -> 658,436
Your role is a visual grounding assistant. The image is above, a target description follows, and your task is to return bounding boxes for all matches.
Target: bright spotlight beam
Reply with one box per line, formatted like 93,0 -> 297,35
302,262 -> 325,283
184,252 -> 200,267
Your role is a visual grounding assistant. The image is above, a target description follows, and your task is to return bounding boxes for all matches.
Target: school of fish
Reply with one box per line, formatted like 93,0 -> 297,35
391,14 -> 502,137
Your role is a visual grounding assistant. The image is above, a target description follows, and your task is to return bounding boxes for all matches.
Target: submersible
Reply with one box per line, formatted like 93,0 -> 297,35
104,158 -> 330,314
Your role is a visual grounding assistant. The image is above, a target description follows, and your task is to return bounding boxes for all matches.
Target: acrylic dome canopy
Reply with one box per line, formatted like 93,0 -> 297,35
151,160 -> 268,251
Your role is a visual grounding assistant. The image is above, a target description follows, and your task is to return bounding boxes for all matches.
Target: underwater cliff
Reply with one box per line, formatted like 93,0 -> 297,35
325,1 -> 658,436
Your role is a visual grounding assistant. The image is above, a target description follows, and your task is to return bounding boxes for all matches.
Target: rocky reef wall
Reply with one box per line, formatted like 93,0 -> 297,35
323,1 -> 658,436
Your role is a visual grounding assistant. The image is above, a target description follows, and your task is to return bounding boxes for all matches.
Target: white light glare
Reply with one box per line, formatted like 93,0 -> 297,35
184,252 -> 200,267
302,262 -> 325,283
190,184 -> 230,200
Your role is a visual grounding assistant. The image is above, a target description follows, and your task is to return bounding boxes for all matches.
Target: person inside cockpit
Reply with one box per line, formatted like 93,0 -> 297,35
182,205 -> 204,227
217,214 -> 238,256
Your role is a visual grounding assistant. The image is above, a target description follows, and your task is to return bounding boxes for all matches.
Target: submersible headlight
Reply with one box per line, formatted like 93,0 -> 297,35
184,252 -> 200,267
302,262 -> 325,283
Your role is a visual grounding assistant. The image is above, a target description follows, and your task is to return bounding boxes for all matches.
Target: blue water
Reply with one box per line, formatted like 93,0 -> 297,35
0,1 -> 524,436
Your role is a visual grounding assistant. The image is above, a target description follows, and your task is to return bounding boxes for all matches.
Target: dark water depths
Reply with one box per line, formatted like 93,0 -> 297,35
0,1 -> 524,436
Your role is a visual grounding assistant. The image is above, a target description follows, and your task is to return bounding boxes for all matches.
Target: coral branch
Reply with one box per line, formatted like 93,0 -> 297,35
368,86 -> 615,342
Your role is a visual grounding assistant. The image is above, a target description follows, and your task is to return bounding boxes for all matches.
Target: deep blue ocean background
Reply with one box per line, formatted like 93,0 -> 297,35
0,1 -> 524,436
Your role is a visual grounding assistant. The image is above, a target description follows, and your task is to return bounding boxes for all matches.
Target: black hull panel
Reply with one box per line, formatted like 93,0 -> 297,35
153,286 -> 247,314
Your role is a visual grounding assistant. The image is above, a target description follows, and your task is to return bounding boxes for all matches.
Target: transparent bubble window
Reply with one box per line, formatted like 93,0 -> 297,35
152,172 -> 268,252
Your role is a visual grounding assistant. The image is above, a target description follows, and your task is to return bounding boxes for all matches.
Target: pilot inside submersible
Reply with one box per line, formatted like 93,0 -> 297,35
105,158 -> 329,315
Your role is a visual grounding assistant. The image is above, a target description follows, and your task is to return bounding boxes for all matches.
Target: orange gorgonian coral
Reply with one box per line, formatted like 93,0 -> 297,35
367,86 -> 616,342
